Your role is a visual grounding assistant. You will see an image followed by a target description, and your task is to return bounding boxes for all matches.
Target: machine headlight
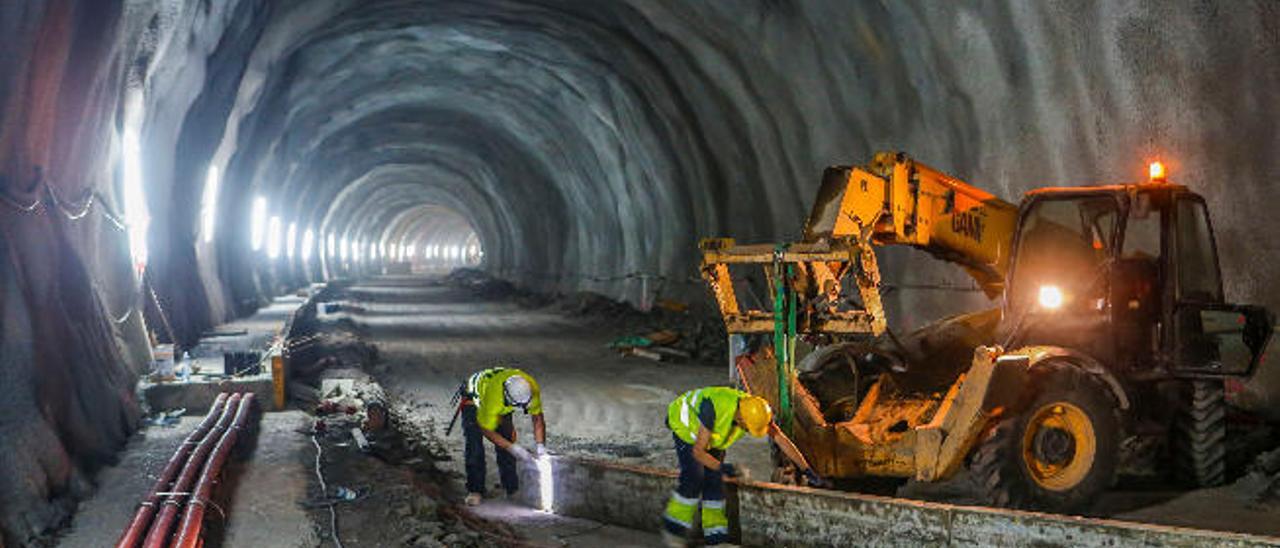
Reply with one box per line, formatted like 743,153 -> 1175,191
1038,285 -> 1064,310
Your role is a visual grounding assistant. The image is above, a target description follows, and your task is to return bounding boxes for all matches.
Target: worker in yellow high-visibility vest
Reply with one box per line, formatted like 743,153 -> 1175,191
660,385 -> 816,547
458,367 -> 546,506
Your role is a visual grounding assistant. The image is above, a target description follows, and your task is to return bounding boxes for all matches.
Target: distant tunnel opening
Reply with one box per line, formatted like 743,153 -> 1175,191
387,204 -> 482,273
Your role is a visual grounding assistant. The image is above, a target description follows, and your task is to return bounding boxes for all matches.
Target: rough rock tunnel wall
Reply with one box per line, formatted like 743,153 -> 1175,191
0,0 -> 1277,543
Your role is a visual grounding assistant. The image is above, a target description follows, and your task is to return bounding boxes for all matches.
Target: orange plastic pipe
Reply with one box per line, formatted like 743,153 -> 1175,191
172,392 -> 256,548
141,393 -> 243,548
116,393 -> 229,548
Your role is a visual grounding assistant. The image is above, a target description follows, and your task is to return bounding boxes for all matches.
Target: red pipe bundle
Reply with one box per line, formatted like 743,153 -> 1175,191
117,392 -> 257,548
116,394 -> 229,548
172,393 -> 256,548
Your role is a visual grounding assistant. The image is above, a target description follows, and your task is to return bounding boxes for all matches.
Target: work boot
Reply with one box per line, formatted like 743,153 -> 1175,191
464,492 -> 482,506
659,528 -> 687,548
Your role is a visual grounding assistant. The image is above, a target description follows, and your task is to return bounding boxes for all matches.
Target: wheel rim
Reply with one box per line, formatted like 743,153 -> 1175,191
1020,401 -> 1096,491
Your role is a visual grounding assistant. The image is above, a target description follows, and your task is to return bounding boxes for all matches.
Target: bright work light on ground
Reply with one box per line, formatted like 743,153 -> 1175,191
537,456 -> 554,512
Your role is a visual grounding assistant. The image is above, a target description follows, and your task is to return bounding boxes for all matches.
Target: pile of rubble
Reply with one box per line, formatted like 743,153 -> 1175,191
445,268 -> 728,363
1238,445 -> 1280,507
285,301 -> 517,548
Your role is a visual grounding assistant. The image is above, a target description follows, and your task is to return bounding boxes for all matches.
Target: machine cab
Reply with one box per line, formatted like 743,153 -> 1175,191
1006,178 -> 1272,377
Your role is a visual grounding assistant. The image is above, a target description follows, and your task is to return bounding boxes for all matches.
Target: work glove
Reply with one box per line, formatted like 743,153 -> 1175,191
508,444 -> 532,461
536,443 -> 548,457
803,469 -> 826,488
719,462 -> 743,478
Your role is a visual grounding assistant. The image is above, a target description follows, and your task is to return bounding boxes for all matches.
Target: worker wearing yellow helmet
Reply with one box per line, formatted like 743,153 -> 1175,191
457,367 -> 546,506
660,384 -> 817,547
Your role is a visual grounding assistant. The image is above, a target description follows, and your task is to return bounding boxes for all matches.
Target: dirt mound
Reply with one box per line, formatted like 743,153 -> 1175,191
445,270 -> 729,363
286,302 -> 522,548
1237,445 -> 1280,507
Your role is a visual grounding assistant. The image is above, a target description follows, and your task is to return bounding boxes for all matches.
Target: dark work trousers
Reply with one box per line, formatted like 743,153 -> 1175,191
664,432 -> 729,544
462,403 -> 519,495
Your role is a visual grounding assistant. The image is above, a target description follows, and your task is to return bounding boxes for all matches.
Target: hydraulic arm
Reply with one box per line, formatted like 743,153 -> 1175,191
803,151 -> 1018,297
701,151 -> 1018,339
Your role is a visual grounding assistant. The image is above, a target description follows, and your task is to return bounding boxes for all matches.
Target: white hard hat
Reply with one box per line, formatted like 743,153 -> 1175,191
503,375 -> 532,407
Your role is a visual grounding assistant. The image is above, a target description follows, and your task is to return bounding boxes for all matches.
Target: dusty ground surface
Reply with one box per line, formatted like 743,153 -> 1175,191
347,277 -> 777,478
59,295 -> 316,548
56,275 -> 1280,547
344,274 -> 1280,539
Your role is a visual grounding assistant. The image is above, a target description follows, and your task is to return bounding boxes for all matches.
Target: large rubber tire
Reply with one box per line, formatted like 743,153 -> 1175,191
969,365 -> 1120,512
1173,380 -> 1227,487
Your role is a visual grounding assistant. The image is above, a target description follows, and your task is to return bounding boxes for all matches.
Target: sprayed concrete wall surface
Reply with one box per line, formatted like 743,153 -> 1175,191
515,457 -> 1280,547
2,0 -> 1279,543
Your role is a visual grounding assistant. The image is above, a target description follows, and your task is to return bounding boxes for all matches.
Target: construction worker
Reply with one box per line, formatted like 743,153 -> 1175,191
458,367 -> 546,506
660,386 -> 817,547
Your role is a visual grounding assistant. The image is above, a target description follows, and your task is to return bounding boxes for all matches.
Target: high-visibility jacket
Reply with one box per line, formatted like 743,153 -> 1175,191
465,367 -> 542,431
666,387 -> 747,450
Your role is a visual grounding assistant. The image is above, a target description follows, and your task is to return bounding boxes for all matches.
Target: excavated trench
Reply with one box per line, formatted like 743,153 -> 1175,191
1,0 -> 1279,544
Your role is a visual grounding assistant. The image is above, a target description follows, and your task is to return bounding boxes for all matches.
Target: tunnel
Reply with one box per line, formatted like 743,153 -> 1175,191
1,0 -> 1279,545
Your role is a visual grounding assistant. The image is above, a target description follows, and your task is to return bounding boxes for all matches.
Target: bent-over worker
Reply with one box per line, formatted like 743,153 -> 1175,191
660,386 -> 816,547
459,366 -> 546,506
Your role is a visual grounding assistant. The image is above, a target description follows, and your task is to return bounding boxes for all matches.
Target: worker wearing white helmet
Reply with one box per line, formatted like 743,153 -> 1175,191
458,367 -> 546,506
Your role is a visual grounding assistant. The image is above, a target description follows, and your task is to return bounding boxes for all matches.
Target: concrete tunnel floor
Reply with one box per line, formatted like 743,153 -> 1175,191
56,289 -> 662,547
351,275 -> 1280,539
55,275 -> 1280,546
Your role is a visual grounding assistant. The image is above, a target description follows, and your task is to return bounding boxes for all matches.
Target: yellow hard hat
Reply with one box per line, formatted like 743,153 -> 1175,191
737,395 -> 772,437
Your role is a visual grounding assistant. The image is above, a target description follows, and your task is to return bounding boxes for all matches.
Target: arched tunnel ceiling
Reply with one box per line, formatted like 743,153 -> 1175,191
176,0 -> 1278,318
0,2 -> 1277,541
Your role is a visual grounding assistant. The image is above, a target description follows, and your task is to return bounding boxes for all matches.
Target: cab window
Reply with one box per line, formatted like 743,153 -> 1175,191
1010,196 -> 1119,310
1121,195 -> 1161,260
1175,199 -> 1222,302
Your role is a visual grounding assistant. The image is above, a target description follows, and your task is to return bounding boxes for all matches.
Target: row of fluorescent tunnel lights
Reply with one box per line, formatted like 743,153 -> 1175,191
120,137 -> 479,276
242,196 -> 481,266
197,167 -> 478,268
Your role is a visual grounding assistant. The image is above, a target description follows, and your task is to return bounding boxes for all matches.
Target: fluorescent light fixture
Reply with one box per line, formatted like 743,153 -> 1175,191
340,237 -> 348,261
302,229 -> 314,261
122,128 -> 150,272
250,197 -> 267,251
267,216 -> 282,259
201,165 -> 219,243
286,222 -> 298,259
327,233 -> 336,258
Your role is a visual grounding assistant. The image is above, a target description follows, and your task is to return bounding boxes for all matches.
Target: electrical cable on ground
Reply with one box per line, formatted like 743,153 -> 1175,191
311,434 -> 345,548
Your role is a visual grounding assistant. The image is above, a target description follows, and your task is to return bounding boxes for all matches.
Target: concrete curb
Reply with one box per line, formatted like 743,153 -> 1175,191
515,457 -> 1280,547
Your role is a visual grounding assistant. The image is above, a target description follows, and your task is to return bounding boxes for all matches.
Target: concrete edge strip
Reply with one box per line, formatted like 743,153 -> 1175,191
513,456 -> 1280,547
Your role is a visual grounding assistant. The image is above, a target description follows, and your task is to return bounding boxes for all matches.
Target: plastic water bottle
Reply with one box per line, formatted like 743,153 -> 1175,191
177,352 -> 191,382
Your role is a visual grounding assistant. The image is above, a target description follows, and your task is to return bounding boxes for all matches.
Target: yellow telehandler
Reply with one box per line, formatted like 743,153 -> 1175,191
701,152 -> 1273,511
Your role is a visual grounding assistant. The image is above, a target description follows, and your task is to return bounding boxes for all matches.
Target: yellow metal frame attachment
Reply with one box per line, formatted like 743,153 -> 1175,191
699,237 -> 886,336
